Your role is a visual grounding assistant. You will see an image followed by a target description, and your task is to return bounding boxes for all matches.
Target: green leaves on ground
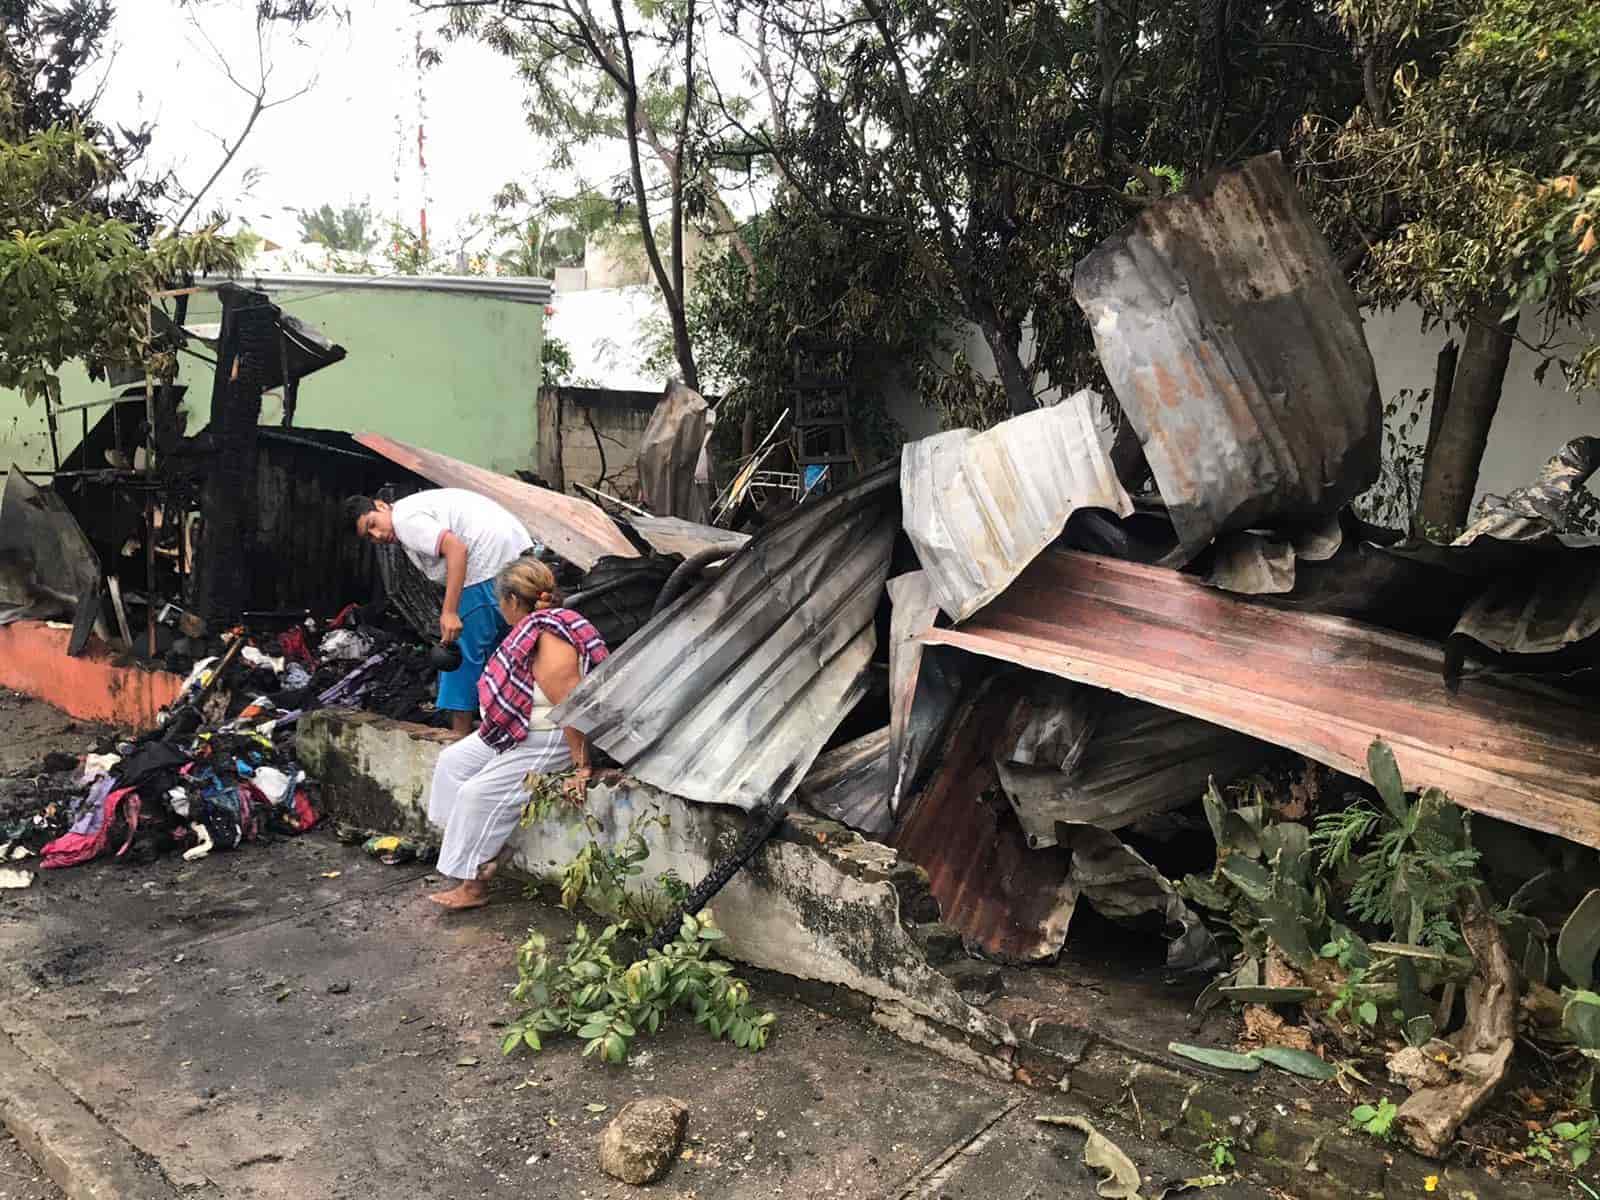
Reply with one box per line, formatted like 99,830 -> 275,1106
1350,1098 -> 1399,1140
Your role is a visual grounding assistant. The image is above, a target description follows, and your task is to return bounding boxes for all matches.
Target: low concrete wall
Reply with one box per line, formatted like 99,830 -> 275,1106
295,710 -> 1010,1050
0,622 -> 183,728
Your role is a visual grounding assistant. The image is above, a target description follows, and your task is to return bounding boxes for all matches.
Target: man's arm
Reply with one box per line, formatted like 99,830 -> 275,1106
438,531 -> 469,643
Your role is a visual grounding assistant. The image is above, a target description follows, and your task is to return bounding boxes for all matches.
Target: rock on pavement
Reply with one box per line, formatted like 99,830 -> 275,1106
597,1097 -> 689,1186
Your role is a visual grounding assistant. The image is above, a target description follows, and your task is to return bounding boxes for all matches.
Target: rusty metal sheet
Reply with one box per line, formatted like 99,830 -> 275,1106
551,467 -> 897,811
1072,153 -> 1380,561
921,550 -> 1600,849
797,726 -> 892,835
891,683 -> 1079,963
901,389 -> 1132,621
354,433 -> 637,571
627,515 -> 749,559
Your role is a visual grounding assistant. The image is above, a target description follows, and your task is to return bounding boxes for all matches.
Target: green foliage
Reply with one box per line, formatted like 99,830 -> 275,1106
1310,742 -> 1480,956
1350,1098 -> 1400,1140
502,910 -> 775,1064
1181,780 -> 1326,968
297,201 -> 379,253
1201,1133 -> 1236,1171
1528,1118 -> 1596,1169
0,7 -> 241,403
0,125 -> 239,404
502,797 -> 774,1064
1309,0 -> 1600,389
541,335 -> 575,389
555,808 -> 675,930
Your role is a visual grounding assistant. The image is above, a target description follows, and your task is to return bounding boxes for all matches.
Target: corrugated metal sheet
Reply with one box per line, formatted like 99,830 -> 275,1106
355,433 -> 638,570
796,726 -> 892,835
886,571 -> 963,812
1390,438 -> 1600,659
1072,153 -> 1380,562
627,515 -> 749,559
922,550 -> 1600,849
636,381 -> 709,522
891,683 -> 1080,962
994,685 -> 1271,847
1455,436 -> 1600,545
1453,560 -> 1600,657
901,389 -> 1132,622
551,467 -> 898,811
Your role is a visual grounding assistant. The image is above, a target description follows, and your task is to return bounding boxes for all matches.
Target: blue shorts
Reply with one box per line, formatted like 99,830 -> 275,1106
436,579 -> 507,713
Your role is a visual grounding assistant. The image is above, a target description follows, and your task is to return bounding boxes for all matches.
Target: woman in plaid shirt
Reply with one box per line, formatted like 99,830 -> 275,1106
426,557 -> 609,911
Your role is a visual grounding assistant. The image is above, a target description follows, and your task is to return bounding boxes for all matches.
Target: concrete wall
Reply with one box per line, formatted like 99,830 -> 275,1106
0,281 -> 546,477
539,389 -> 655,498
294,709 -> 1011,1053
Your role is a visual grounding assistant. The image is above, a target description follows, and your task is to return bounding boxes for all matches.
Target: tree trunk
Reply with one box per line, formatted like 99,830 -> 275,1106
980,323 -> 1036,416
1415,306 -> 1517,539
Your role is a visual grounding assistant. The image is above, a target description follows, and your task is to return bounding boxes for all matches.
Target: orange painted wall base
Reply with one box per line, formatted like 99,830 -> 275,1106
0,621 -> 183,729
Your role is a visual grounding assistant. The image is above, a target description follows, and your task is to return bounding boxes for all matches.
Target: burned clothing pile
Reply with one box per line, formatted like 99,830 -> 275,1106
14,618 -> 444,874
33,727 -> 318,872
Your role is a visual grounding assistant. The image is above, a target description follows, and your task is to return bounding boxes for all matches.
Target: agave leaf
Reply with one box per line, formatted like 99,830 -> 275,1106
1524,937 -> 1550,986
1202,781 -> 1228,850
1249,1046 -> 1337,1080
1558,889 -> 1600,990
1182,873 -> 1232,911
1261,823 -> 1312,887
1403,1015 -> 1436,1048
1218,985 -> 1317,1004
1168,1043 -> 1262,1073
1563,993 -> 1600,1051
1219,856 -> 1271,903
1366,740 -> 1409,824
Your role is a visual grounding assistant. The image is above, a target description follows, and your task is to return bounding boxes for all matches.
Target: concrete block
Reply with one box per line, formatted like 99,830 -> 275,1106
295,710 -> 1009,1049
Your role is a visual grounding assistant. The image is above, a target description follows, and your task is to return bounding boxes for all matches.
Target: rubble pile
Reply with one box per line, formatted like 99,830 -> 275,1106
0,616 -> 442,878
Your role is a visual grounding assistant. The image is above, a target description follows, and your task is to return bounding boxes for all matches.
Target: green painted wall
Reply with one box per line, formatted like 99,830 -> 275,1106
0,281 -> 544,475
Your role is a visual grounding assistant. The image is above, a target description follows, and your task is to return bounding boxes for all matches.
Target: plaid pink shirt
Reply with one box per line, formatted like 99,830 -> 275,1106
477,608 -> 609,752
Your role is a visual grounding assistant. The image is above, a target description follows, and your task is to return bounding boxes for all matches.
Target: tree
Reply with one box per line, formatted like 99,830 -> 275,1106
430,0 -> 761,393
297,201 -> 380,253
1307,0 -> 1600,536
0,1 -> 238,411
699,0 -> 1360,436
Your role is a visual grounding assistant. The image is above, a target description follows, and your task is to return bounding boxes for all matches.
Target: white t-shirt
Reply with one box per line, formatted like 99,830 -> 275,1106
390,489 -> 534,587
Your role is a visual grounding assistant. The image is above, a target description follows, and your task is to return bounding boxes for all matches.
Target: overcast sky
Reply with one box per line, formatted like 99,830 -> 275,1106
95,1 -> 552,250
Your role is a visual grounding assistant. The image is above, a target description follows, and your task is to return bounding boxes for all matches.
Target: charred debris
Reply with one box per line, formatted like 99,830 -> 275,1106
4,155 -> 1600,1162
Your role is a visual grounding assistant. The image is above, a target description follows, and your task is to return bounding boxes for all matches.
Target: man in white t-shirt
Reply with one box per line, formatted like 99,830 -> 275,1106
344,489 -> 533,734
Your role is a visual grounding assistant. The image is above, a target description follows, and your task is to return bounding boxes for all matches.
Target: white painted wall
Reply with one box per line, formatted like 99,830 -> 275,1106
1362,303 -> 1600,506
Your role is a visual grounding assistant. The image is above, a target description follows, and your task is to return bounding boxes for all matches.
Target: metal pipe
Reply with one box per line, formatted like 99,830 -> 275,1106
649,546 -> 730,617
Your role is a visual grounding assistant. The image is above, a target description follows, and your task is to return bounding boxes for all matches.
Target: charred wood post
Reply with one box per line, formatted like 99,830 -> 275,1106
192,283 -> 277,629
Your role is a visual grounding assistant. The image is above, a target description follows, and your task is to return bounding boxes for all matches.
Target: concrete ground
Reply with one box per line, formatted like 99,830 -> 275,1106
0,1130 -> 62,1200
0,698 -> 1268,1200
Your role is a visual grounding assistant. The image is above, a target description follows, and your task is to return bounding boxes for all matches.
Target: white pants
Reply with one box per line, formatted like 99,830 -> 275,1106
428,729 -> 572,880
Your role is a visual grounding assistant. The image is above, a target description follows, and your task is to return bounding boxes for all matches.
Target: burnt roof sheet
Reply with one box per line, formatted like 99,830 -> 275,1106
355,433 -> 638,571
1072,153 -> 1381,561
551,467 -> 898,811
901,389 -> 1131,622
922,550 -> 1600,848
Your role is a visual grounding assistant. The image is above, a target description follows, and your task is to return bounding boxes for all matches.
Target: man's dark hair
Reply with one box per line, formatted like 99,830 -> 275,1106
341,495 -> 377,530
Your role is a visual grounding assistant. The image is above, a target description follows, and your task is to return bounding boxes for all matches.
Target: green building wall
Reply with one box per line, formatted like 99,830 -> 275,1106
0,274 -> 547,476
